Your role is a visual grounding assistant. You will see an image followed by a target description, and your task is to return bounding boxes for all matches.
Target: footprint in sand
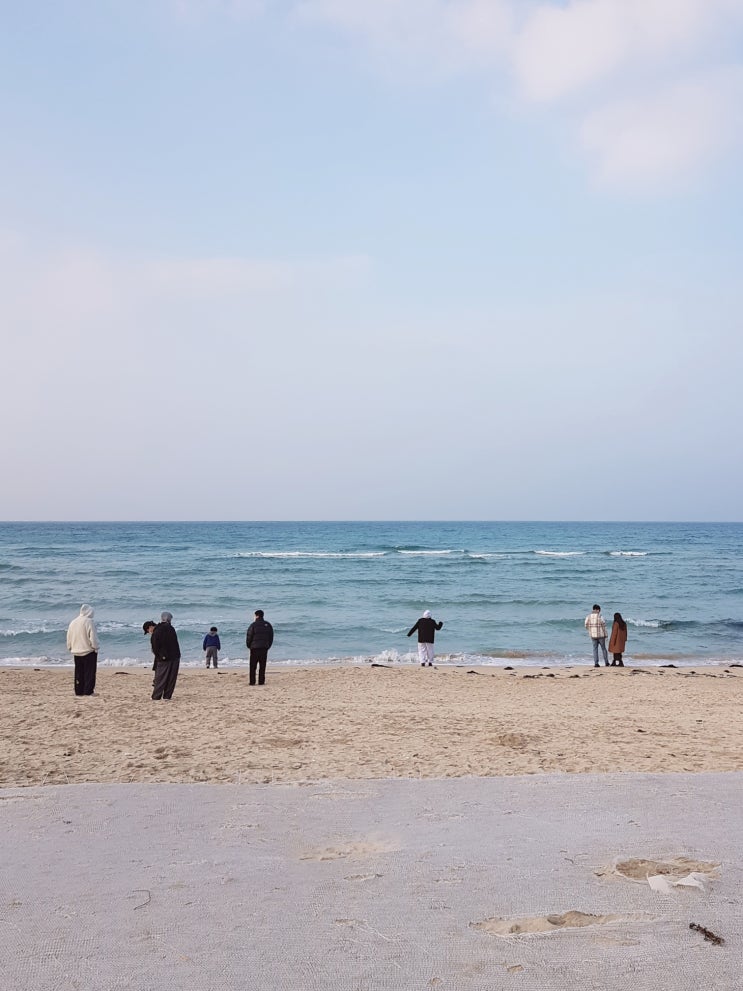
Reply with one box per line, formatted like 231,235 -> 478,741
471,910 -> 651,936
300,839 -> 396,861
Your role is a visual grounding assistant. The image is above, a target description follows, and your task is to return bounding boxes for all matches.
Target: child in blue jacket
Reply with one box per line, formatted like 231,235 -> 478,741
203,627 -> 221,669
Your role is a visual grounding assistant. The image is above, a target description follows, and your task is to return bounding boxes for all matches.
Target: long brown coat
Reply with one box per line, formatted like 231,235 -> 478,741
609,621 -> 627,654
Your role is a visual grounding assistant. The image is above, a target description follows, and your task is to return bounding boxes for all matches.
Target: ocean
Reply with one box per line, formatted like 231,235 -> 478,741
1,521 -> 742,669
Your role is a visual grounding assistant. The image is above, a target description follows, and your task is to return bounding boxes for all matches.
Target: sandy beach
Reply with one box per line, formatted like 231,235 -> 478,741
2,663 -> 742,787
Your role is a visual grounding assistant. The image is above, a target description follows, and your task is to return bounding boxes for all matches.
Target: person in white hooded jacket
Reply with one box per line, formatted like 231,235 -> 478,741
66,604 -> 100,696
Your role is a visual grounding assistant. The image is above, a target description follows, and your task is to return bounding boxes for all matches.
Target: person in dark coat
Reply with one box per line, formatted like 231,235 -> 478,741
609,612 -> 627,666
143,620 -> 157,678
407,609 -> 443,667
246,609 -> 274,686
151,611 -> 181,700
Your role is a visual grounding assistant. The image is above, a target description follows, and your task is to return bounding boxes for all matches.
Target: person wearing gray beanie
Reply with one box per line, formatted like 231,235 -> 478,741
151,611 -> 181,700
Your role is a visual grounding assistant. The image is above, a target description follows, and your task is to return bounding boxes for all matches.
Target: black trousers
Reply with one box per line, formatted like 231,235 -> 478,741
74,652 -> 97,696
152,659 -> 180,700
249,648 -> 268,685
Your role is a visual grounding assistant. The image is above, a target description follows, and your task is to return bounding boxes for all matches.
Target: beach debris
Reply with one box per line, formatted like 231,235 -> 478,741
598,857 -> 719,887
689,922 -> 724,945
130,889 -> 151,911
370,663 -> 393,669
466,670 -> 480,675
504,666 -> 514,670
660,664 -> 677,668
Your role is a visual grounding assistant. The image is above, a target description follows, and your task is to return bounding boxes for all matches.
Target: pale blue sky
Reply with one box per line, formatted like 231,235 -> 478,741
2,1 -> 742,520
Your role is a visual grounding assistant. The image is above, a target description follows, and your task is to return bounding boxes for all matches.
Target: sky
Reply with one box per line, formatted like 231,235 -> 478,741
1,0 -> 742,521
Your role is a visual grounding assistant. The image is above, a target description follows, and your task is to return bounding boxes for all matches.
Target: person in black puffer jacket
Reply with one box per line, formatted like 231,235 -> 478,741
407,609 -> 443,667
246,609 -> 274,686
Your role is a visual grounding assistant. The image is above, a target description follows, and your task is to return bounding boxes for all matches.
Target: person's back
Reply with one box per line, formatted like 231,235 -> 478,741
246,617 -> 274,650
407,609 -> 443,667
66,604 -> 100,696
67,604 -> 99,655
152,619 -> 181,662
584,605 -> 608,666
246,610 -> 273,686
584,609 -> 607,639
408,616 -> 443,643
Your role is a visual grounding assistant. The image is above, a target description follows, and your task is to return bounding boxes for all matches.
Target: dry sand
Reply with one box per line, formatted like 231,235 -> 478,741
1,663 -> 742,787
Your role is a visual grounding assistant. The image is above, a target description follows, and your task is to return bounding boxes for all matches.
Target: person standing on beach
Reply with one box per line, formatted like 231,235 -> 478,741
407,609 -> 443,667
143,621 -> 157,685
585,604 -> 609,667
609,612 -> 627,666
203,626 -> 221,669
151,611 -> 181,700
66,604 -> 100,696
246,610 -> 273,686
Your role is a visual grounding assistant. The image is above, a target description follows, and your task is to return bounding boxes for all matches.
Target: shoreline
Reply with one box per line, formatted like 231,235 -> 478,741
1,652 -> 741,670
2,664 -> 743,788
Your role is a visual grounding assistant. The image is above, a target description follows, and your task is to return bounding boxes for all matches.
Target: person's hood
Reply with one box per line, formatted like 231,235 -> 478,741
80,604 -> 94,619
423,610 -> 431,619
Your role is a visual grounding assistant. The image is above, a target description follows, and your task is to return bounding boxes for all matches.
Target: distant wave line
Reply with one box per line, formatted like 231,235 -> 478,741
234,551 -> 387,559
534,550 -> 585,557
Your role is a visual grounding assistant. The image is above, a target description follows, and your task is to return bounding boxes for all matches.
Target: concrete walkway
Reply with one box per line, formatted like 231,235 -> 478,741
1,773 -> 740,990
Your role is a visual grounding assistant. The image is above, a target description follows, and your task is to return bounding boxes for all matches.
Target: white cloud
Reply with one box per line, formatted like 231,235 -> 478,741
289,0 -> 743,188
510,0 -> 731,102
294,0 -> 514,71
580,66 -> 743,187
0,236 -> 371,352
153,0 -> 743,188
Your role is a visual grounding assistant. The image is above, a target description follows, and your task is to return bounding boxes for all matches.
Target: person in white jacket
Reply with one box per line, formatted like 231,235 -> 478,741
66,604 -> 100,696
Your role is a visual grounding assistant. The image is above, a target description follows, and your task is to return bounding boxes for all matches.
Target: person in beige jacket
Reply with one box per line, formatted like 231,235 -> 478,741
66,604 -> 100,696
584,604 -> 608,667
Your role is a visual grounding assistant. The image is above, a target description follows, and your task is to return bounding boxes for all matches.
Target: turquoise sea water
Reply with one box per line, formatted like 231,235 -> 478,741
1,521 -> 742,668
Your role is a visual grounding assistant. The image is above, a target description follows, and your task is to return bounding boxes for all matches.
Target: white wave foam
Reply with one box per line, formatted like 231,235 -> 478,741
234,551 -> 385,559
398,550 -> 459,556
534,550 -> 585,557
469,553 -> 509,559
1,625 -> 61,637
609,551 -> 648,557
627,618 -> 662,628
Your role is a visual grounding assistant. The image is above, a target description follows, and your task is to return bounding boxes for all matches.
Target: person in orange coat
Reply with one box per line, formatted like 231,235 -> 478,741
609,612 -> 627,666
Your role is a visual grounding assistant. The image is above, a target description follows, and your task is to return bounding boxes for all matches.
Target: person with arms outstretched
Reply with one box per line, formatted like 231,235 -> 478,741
407,609 -> 443,667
